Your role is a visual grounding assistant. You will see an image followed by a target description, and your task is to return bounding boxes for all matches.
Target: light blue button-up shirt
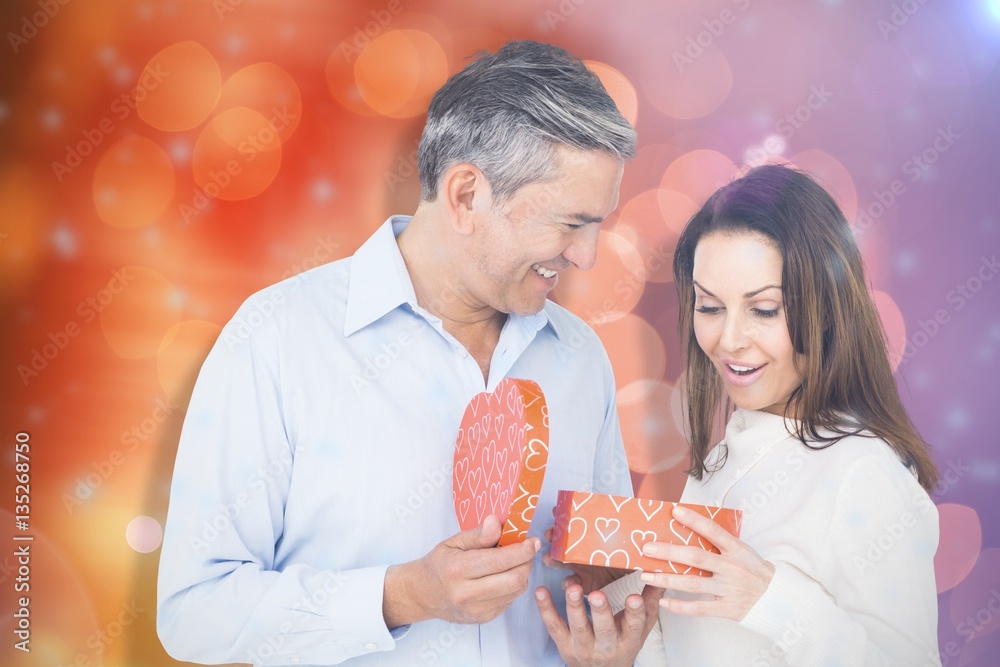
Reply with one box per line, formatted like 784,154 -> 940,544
157,216 -> 632,665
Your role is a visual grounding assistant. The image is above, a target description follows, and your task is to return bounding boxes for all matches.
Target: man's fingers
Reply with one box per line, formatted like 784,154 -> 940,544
619,594 -> 649,645
462,537 -> 539,578
588,591 -> 618,649
564,583 -> 594,643
444,515 -> 504,552
534,586 -> 571,645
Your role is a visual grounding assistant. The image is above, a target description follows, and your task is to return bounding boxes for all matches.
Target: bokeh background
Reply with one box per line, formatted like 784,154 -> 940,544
1,0 -> 998,664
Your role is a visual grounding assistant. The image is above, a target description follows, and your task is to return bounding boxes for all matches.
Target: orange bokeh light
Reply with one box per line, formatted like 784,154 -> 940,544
157,320 -> 222,408
191,107 -> 283,201
790,148 -> 859,223
636,467 -> 689,503
136,41 -> 222,132
0,166 -> 48,301
934,503 -> 982,593
99,266 -> 183,359
660,149 -> 738,206
618,380 -> 689,474
614,189 -> 687,284
551,230 -> 646,322
92,136 -> 176,228
326,40 -> 379,117
643,46 -> 733,120
585,60 -> 639,127
592,312 -> 667,391
354,30 -> 449,118
216,63 -> 302,145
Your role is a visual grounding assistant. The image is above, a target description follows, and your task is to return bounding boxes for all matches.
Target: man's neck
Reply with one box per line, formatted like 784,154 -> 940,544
397,212 -> 507,381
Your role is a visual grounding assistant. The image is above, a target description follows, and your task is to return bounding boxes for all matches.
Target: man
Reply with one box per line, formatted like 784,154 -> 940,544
157,40 -> 655,665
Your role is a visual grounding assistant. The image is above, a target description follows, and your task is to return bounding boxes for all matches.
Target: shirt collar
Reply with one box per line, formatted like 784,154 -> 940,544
344,216 -> 417,337
344,216 -> 561,340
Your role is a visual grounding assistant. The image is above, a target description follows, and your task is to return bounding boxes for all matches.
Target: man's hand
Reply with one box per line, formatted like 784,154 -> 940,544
383,515 -> 540,627
535,581 -> 663,667
543,552 -> 629,594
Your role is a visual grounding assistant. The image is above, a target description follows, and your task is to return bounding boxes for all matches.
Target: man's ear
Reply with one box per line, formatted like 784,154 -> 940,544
441,163 -> 489,235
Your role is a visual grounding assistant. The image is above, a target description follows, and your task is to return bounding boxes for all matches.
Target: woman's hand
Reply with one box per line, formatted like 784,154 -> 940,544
639,505 -> 774,621
535,581 -> 664,667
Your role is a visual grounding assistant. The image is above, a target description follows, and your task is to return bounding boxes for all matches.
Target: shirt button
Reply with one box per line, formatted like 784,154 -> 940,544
290,658 -> 300,664
755,446 -> 764,454
364,642 -> 378,651
732,468 -> 742,479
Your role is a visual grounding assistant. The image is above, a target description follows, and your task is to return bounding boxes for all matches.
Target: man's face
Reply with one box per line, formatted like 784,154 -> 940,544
468,146 -> 624,317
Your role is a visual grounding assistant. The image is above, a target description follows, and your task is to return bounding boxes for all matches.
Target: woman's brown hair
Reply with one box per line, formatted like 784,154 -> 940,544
672,164 -> 939,491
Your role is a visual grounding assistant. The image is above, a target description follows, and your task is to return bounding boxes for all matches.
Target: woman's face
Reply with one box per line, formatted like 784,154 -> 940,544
691,231 -> 805,416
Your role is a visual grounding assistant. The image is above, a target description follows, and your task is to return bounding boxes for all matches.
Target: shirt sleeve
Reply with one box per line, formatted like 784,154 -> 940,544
156,298 -> 397,665
738,453 -> 941,666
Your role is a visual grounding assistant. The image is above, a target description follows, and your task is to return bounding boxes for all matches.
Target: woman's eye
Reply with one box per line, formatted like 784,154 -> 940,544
753,308 -> 779,318
695,306 -> 721,314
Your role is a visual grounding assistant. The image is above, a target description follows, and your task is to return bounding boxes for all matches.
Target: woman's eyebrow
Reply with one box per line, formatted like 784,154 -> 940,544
693,281 -> 781,298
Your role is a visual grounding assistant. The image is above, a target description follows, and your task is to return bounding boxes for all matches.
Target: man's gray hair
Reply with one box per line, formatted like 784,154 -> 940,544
417,40 -> 637,204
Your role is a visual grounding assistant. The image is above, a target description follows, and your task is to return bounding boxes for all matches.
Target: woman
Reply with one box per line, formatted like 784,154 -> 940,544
536,164 -> 941,666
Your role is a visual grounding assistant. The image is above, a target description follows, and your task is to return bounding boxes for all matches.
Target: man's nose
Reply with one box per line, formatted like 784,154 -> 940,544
563,224 -> 601,271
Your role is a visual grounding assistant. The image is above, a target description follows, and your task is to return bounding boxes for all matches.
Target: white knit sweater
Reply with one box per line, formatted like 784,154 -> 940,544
604,409 -> 941,666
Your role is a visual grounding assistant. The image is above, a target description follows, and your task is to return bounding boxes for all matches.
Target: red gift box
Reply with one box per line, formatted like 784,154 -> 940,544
452,378 -> 549,546
549,490 -> 742,575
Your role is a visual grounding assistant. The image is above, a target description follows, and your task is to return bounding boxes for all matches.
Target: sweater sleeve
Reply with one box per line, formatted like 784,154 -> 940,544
738,453 -> 941,666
